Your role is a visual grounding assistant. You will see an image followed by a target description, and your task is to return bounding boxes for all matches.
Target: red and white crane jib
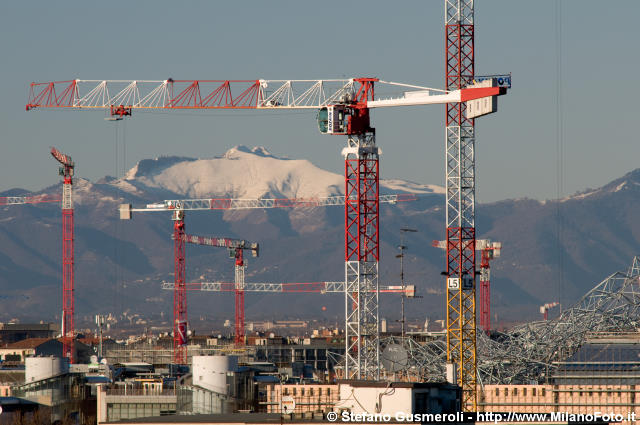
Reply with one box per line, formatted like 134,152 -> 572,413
26,77 -> 508,118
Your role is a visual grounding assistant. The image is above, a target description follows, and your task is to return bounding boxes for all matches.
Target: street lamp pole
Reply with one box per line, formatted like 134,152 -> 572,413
397,228 -> 417,339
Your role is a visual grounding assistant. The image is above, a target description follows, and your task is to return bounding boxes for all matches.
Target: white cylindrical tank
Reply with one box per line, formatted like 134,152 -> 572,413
25,357 -> 69,383
192,355 -> 237,395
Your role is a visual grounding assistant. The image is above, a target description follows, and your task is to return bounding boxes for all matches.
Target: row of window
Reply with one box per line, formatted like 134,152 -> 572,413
282,387 -> 331,396
494,387 -> 546,397
493,387 -> 627,398
107,403 -> 176,421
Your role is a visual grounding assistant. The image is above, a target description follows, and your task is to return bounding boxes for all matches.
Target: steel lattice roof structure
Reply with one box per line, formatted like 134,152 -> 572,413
375,256 -> 640,385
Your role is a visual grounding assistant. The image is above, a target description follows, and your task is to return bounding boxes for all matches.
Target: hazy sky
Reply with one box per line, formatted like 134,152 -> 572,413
1,1 -> 638,202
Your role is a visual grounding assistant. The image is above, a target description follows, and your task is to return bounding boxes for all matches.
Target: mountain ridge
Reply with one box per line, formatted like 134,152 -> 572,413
0,146 -> 638,330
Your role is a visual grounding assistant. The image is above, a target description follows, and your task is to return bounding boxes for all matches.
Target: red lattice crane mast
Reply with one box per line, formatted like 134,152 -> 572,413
478,240 -> 501,332
29,77 -> 507,378
179,234 -> 258,347
171,209 -> 187,364
50,147 -> 75,364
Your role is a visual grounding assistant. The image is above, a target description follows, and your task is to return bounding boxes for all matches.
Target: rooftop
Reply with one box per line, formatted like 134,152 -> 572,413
2,337 -> 52,349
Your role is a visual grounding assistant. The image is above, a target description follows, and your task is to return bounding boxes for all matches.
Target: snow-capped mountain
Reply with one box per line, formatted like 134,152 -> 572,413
120,145 -> 443,199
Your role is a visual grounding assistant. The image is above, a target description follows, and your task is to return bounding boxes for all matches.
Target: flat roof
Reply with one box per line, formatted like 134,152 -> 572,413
338,380 -> 458,389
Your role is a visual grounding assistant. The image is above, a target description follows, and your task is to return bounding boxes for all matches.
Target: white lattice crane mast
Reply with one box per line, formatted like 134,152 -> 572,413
30,77 -> 507,379
50,147 -> 76,364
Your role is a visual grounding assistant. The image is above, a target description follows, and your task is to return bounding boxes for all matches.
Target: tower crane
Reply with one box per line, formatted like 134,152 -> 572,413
179,233 -> 258,348
478,240 -> 501,332
50,147 -> 75,364
120,193 -> 412,363
432,239 -> 501,333
540,302 -> 560,321
27,74 -> 508,380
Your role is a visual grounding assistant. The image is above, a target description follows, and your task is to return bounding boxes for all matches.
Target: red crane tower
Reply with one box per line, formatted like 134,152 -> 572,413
540,302 -> 560,321
171,209 -> 187,364
180,233 -> 259,347
28,77 -> 507,379
433,238 -> 501,333
478,240 -> 501,332
50,147 -> 75,363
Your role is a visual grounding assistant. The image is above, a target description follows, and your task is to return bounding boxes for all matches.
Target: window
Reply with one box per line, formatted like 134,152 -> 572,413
523,388 -> 527,396
513,388 -> 518,396
541,388 -> 546,396
301,388 -> 305,396
495,388 -> 499,396
284,388 -> 289,395
532,388 -> 536,396
318,388 -> 323,396
327,388 -> 331,396
309,388 -> 314,396
504,388 -> 508,396
293,388 -> 297,396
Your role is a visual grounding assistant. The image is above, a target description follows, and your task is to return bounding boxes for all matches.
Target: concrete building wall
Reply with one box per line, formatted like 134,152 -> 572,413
266,384 -> 337,413
0,385 -> 11,396
337,385 -> 413,415
0,347 -> 35,361
97,385 -> 177,423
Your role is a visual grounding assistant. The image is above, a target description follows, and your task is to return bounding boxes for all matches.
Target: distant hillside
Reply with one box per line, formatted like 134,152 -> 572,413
0,146 -> 638,332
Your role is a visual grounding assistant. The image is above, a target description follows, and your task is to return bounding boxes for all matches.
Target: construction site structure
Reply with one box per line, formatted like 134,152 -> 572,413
50,147 -> 75,364
374,257 -> 640,389
29,75 -> 508,380
180,233 -> 259,347
120,193 -> 414,365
